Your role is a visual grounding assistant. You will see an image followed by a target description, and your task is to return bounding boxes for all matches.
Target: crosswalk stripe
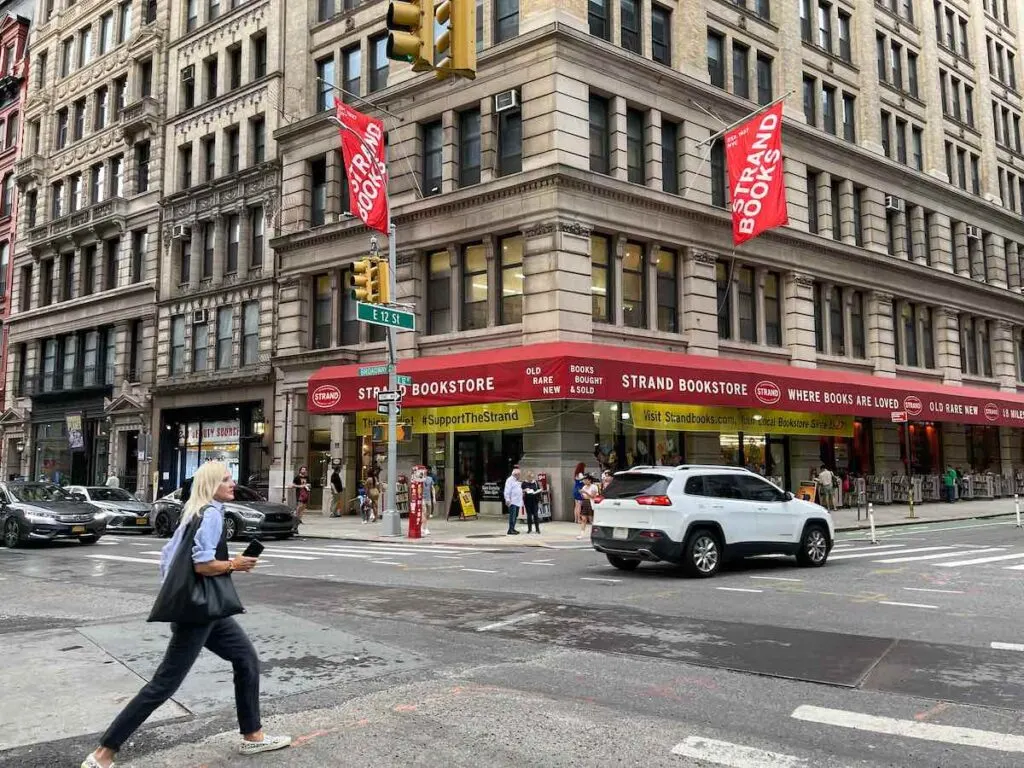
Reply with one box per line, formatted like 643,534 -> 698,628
320,542 -> 479,553
312,546 -> 419,557
830,546 -> 953,561
671,736 -> 808,768
88,554 -> 161,565
271,549 -> 372,559
229,552 -> 317,561
937,552 -> 1024,567
999,563 -> 1024,571
827,544 -> 907,555
875,547 -> 1005,563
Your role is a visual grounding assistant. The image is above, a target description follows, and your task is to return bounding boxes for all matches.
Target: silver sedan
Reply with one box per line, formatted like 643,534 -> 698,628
66,485 -> 154,534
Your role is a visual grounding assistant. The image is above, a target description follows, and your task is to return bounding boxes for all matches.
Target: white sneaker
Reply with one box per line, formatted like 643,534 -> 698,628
81,756 -> 112,768
239,734 -> 292,755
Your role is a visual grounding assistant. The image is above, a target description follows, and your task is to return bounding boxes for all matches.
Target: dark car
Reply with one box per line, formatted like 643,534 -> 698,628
66,485 -> 154,534
152,481 -> 296,540
1,482 -> 106,547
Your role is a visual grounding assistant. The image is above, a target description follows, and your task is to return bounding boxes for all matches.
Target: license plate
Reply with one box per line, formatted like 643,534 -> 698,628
136,517 -> 148,525
71,526 -> 86,534
613,527 -> 629,540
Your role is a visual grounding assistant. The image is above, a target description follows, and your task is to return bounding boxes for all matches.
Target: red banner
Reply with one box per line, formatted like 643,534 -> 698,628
307,342 -> 1024,428
725,102 -> 789,246
334,98 -> 388,235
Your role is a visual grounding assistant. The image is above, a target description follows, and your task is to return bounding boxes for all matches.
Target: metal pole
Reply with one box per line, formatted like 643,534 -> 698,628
867,502 -> 877,544
379,132 -> 401,536
697,90 -> 796,146
1016,493 -> 1021,528
906,422 -> 916,519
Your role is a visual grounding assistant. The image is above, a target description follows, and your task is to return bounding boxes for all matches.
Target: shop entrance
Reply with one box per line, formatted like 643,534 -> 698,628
454,431 -> 523,512
720,433 -> 790,490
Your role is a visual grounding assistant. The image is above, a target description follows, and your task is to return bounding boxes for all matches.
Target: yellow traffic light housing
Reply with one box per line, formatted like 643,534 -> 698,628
351,258 -> 381,303
386,1 -> 434,73
434,0 -> 477,80
377,259 -> 392,305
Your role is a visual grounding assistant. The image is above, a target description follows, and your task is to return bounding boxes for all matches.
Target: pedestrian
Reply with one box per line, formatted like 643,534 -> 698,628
422,465 -> 435,521
105,470 -> 120,488
290,466 -> 310,526
943,464 -> 958,503
365,470 -> 380,522
816,464 -> 836,512
572,462 -> 586,524
601,469 -> 613,491
503,466 -> 523,535
577,474 -> 599,539
80,461 -> 291,768
521,470 -> 542,534
329,463 -> 344,517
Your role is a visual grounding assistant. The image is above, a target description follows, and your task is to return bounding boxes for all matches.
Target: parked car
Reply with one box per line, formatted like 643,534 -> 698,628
1,482 -> 106,547
152,480 -> 296,540
66,485 -> 154,534
591,465 -> 834,577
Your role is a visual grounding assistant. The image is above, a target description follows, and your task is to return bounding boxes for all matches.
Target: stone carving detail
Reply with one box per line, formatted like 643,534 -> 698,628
791,273 -> 816,287
872,291 -> 894,303
690,249 -> 719,265
522,220 -> 591,238
396,251 -> 418,266
173,87 -> 268,136
177,1 -> 270,60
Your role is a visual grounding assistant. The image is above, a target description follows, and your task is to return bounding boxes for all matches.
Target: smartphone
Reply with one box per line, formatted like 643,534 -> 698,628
241,539 -> 265,558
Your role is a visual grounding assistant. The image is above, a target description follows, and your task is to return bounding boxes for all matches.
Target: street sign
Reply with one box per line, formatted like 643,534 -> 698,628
377,390 -> 402,403
891,411 -> 908,423
377,403 -> 402,416
357,302 -> 416,331
396,374 -> 412,386
359,364 -> 390,377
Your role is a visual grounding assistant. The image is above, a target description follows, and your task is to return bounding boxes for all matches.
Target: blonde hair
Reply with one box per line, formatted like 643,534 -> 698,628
180,461 -> 229,527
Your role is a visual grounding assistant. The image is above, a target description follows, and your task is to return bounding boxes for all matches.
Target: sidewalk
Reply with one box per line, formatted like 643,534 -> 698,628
298,497 -> 1019,547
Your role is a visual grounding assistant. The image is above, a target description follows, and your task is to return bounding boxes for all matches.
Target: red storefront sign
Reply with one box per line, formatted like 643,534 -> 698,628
307,342 -> 1024,428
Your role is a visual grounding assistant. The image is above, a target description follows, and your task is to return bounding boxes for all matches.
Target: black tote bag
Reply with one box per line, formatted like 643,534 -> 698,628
147,509 -> 244,624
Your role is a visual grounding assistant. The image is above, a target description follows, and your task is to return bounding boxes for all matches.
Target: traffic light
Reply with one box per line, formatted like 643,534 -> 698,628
386,1 -> 434,72
351,258 -> 381,303
434,0 -> 477,80
372,423 -> 411,441
377,259 -> 392,305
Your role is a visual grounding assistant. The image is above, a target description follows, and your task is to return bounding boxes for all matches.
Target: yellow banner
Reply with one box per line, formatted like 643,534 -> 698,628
631,402 -> 853,437
356,401 -> 534,435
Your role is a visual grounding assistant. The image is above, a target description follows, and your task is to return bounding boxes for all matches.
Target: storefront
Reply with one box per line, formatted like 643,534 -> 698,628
307,342 -> 1024,518
30,395 -> 110,486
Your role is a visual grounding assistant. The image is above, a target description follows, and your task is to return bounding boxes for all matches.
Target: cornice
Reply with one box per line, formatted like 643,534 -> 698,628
171,81 -> 274,136
161,163 -> 280,223
157,273 -> 275,305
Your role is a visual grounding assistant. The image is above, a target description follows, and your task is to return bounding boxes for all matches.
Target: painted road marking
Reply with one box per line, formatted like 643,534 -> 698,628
792,705 -> 1024,753
580,577 -> 621,583
937,552 -> 1024,567
270,549 -> 378,559
750,576 -> 803,582
461,568 -> 498,574
433,555 -> 463,560
826,544 -> 908,555
903,587 -> 965,594
716,587 -> 764,593
321,542 -> 481,553
875,547 -> 1005,563
670,736 -> 808,768
878,600 -> 938,609
317,546 -> 419,557
999,563 -> 1024,571
476,612 -> 541,633
830,546 -> 954,561
991,642 -> 1024,652
522,561 -> 554,566
370,560 -> 403,565
225,551 -> 318,561
87,554 -> 161,565
96,539 -> 118,545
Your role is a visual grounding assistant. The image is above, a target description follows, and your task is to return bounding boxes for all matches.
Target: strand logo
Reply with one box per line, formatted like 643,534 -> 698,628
754,380 -> 781,406
985,403 -> 1000,422
903,396 -> 923,417
311,384 -> 342,410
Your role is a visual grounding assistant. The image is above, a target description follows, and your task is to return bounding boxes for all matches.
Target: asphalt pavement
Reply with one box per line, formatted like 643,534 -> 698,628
5,517 -> 1024,767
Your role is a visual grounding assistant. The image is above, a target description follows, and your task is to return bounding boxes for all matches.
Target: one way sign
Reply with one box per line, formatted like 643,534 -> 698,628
377,390 -> 402,404
378,403 -> 401,416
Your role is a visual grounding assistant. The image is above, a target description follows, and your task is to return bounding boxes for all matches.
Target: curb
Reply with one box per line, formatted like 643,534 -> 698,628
835,510 -> 1015,532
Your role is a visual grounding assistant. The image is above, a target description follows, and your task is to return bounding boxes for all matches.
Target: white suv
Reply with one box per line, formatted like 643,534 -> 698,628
591,465 -> 834,577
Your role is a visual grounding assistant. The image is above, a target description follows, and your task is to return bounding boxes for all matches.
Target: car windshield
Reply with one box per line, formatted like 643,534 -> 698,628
86,487 -> 136,502
9,484 -> 73,503
601,474 -> 671,499
232,486 -> 264,503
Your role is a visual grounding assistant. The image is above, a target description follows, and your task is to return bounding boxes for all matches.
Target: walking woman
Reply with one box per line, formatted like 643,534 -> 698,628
81,461 -> 291,768
291,465 -> 311,526
577,474 -> 599,540
572,462 -> 586,524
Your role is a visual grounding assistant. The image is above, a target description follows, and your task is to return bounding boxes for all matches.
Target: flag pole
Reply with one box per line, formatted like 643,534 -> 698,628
697,90 -> 795,147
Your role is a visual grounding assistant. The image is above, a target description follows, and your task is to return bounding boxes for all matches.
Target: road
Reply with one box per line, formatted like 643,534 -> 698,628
4,517 -> 1024,767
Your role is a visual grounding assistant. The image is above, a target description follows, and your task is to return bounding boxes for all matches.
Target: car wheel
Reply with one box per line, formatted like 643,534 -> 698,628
79,535 -> 101,545
277,532 -> 294,540
606,554 -> 640,571
797,524 -> 830,567
3,519 -> 20,548
153,511 -> 173,538
683,529 -> 721,578
224,516 -> 238,541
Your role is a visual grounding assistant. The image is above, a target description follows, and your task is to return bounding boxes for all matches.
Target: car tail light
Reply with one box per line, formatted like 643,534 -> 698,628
635,495 -> 672,506
593,495 -> 604,504
638,530 -> 663,540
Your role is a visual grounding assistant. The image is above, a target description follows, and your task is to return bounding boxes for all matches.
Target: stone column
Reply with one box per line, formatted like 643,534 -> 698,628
786,273 -> 817,368
909,205 -> 927,265
985,233 -> 1007,288
952,220 -> 969,276
483,234 -> 496,328
212,215 -> 226,286
969,236 -> 985,282
786,160 -> 809,232
683,249 -> 719,355
326,150 -> 343,222
645,108 -> 662,189
919,0 -> 950,181
480,94 -> 495,184
521,220 -> 593,344
611,95 -> 628,182
994,320 -> 1016,390
612,234 -> 626,326
646,242 -> 660,330
891,209 -> 909,260
851,0 -> 884,153
931,213 -> 953,272
934,307 -> 963,385
1008,241 -> 1021,290
683,121 -> 713,205
441,108 -> 456,194
816,172 -> 833,238
861,187 -> 888,254
869,291 -> 896,376
189,223 -> 202,289
838,179 -> 856,245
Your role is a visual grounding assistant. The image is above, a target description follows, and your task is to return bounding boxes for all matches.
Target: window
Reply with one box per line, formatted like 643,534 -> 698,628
139,58 -> 153,97
229,46 -> 242,90
100,12 -> 113,54
756,54 -> 773,105
829,286 -> 844,355
131,229 -> 145,283
0,174 -> 11,217
0,241 -> 8,298
113,75 -> 127,117
208,0 -> 220,21
179,237 -> 191,284
911,126 -> 923,170
62,336 -> 77,389
959,17 -> 969,58
800,0 -> 812,42
203,56 -> 217,101
61,252 -> 73,301
891,41 -> 903,88
315,56 -> 334,111
251,116 -> 266,164
877,34 -> 886,81
589,0 -> 610,40
626,108 -> 644,184
822,85 -> 836,135
971,153 -> 980,194
317,0 -> 334,21
312,274 -> 332,349
227,127 -> 240,173
655,248 -> 677,333
78,26 -> 92,68
202,222 -> 214,278
227,214 -> 240,274
881,110 -> 891,157
830,179 -> 841,240
817,1 -> 832,52
241,301 -> 259,365
427,250 -> 452,335
25,189 -> 37,228
40,258 -> 53,306
118,0 -> 132,42
192,320 -> 208,371
56,108 -> 68,148
178,143 -> 192,189
807,170 -> 819,233
619,0 -> 641,53
72,99 -> 85,141
732,43 -> 749,99
171,317 -> 185,374
716,260 -> 732,339
203,136 -> 215,181
60,38 -> 73,78
651,5 -> 671,66
342,45 -> 360,100
252,33 -> 267,78
710,139 -> 727,207
51,180 -> 64,218
135,140 -> 150,192
738,266 -> 757,342
310,157 -> 327,226
895,117 -> 907,164
592,235 -> 611,322
907,51 -> 919,97
842,92 -> 856,141
94,86 -> 108,130
370,34 -> 388,92
42,339 -> 56,392
19,265 -> 31,311
922,307 -> 935,369
589,94 -> 610,174
838,11 -> 851,62
965,85 -> 974,125
497,109 -> 522,176
459,109 -> 481,187
902,302 -> 918,366
765,272 -> 781,346
661,121 -> 678,194
216,307 -> 233,368
495,0 -> 519,44
499,235 -> 523,325
250,205 -> 264,269
707,31 -> 725,88
422,120 -> 442,195
89,163 -> 105,203
69,174 -> 82,212
462,243 -> 488,331
851,291 -> 865,357
622,242 -> 646,328
803,75 -> 816,126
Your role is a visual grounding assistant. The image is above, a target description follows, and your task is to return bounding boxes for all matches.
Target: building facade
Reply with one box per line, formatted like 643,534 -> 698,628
151,0 -> 281,497
269,0 -> 1024,518
2,0 -> 165,491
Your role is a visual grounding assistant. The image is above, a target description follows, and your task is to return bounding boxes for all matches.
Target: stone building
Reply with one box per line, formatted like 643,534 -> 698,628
3,0 -> 164,491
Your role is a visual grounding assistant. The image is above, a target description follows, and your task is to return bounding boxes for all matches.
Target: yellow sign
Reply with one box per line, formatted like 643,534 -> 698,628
797,482 -> 818,503
456,485 -> 477,518
631,402 -> 853,437
357,401 -> 534,435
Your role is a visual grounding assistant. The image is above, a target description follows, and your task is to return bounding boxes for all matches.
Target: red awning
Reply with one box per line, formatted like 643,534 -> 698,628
307,341 -> 1024,428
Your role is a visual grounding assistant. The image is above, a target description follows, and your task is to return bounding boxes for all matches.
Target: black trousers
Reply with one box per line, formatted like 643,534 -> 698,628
101,617 -> 261,751
525,506 -> 541,531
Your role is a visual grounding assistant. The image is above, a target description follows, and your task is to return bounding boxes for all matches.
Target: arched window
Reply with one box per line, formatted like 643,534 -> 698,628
5,111 -> 18,148
2,174 -> 14,216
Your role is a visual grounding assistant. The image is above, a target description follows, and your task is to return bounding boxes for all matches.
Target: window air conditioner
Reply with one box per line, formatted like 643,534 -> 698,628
884,195 -> 905,212
965,224 -> 982,240
494,89 -> 520,113
171,223 -> 190,239
181,65 -> 195,82
192,309 -> 208,324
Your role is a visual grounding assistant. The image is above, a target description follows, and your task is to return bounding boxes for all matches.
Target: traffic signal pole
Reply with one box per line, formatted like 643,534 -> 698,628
380,217 -> 402,537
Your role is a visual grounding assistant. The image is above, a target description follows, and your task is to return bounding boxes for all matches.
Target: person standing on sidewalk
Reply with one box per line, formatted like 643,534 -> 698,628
577,474 -> 599,540
504,466 -> 523,535
943,464 -> 958,503
329,463 -> 344,518
291,466 -> 310,526
521,470 -> 542,534
816,465 -> 837,512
